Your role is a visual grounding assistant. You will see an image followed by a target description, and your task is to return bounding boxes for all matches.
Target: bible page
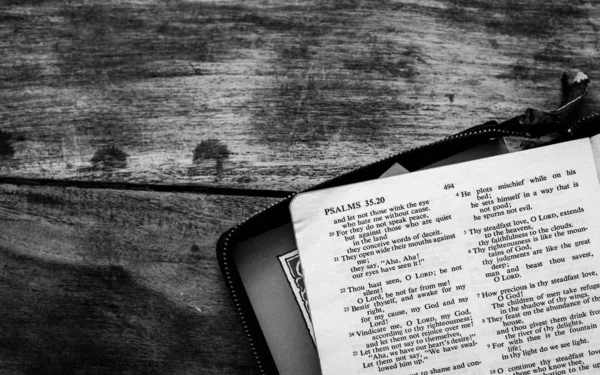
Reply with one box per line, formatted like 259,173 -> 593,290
291,138 -> 600,375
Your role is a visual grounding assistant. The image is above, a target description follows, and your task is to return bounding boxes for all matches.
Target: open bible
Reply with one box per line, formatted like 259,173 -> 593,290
290,136 -> 600,375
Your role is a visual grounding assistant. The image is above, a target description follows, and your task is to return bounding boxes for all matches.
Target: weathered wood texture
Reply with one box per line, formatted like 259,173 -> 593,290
2,0 -> 600,190
3,2 -> 600,374
0,183 -> 277,374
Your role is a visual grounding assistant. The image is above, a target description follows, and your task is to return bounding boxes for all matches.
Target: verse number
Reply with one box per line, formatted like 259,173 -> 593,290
365,197 -> 385,207
444,183 -> 455,190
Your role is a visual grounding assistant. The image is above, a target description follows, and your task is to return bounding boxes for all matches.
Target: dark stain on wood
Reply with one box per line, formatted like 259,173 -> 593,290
488,38 -> 500,48
24,191 -> 62,207
495,63 -> 539,81
90,146 -> 128,170
236,176 -> 255,184
190,244 -> 202,261
193,139 -> 230,178
443,0 -> 586,38
0,131 -> 15,158
0,12 -> 27,24
2,0 -> 48,5
193,140 -> 231,163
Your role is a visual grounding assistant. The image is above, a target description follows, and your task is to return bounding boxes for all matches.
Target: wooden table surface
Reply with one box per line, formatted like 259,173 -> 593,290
2,1 -> 600,373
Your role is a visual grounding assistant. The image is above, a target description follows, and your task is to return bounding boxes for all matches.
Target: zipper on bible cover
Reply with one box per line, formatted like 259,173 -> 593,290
217,127 -> 531,374
217,73 -> 596,374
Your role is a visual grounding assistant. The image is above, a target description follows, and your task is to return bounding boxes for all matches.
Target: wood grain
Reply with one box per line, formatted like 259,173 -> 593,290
3,2 -> 600,373
2,0 -> 600,190
0,183 -> 278,374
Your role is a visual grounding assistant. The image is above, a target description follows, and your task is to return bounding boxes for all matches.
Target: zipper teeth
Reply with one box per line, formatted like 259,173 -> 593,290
567,112 -> 600,135
218,127 -> 528,374
221,231 -> 266,374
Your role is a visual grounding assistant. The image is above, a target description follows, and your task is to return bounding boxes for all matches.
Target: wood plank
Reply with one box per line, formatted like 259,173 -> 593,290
1,0 -> 600,190
0,183 -> 278,374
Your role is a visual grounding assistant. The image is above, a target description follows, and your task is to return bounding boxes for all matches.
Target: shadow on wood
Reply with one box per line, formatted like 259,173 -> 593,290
0,249 -> 240,374
0,184 -> 278,374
